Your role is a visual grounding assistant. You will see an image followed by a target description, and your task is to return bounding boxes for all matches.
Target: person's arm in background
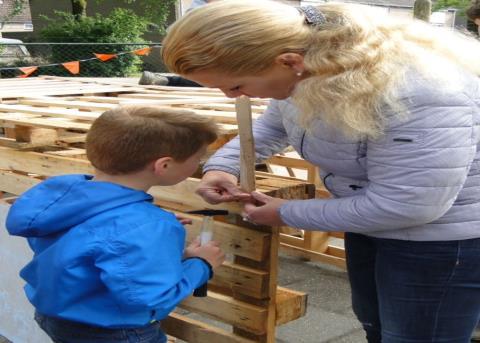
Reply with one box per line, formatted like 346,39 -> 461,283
198,100 -> 291,203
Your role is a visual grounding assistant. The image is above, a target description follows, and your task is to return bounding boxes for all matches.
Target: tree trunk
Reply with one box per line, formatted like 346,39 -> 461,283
71,0 -> 87,20
413,0 -> 431,22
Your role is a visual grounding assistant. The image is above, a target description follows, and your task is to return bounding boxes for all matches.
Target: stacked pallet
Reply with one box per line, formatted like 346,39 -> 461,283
0,76 -> 308,342
0,76 -> 345,268
0,76 -> 345,341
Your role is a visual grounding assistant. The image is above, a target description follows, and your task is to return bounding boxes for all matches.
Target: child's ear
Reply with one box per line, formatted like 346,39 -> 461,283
153,157 -> 173,176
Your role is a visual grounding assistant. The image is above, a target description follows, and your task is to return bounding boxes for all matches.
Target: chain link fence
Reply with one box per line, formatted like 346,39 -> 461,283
0,43 -> 166,78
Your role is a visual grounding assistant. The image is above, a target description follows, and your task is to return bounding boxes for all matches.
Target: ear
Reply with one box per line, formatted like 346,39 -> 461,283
275,53 -> 305,74
153,157 -> 173,176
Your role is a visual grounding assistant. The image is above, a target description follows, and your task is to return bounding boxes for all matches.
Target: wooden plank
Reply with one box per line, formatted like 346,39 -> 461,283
162,313 -> 255,343
235,96 -> 256,193
267,155 -> 313,169
0,171 -> 41,195
212,262 -> 269,299
180,291 -> 268,334
19,97 -> 116,111
326,245 -> 346,259
177,103 -> 266,114
180,212 -> 270,262
280,242 -> 346,270
0,137 -> 47,149
0,147 -> 93,176
14,125 -> 58,145
0,116 -> 91,131
0,104 -> 101,121
275,287 -> 307,326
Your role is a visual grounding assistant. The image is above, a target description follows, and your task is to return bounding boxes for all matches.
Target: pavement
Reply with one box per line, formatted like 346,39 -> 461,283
175,251 -> 366,343
275,253 -> 365,343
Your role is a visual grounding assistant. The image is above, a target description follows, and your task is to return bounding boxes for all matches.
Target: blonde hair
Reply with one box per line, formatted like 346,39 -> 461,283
86,106 -> 218,174
162,0 -> 480,137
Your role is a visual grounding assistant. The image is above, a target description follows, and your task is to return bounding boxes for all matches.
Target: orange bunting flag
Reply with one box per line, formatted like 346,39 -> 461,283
18,66 -> 38,77
94,53 -> 117,62
133,47 -> 151,56
62,61 -> 80,75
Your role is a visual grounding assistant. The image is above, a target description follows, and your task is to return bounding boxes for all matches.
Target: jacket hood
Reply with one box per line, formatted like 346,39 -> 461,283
6,174 -> 152,237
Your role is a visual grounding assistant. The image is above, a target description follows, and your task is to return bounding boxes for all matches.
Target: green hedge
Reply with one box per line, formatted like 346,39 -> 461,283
38,8 -> 150,77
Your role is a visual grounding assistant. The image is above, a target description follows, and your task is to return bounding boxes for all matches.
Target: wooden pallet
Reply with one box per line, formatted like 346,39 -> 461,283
0,77 -> 314,342
0,77 -> 346,269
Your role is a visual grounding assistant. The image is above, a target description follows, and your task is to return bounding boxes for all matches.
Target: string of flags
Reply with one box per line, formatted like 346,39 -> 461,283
0,46 -> 156,77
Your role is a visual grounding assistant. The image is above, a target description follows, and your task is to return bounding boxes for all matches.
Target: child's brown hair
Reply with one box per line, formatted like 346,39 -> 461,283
86,106 -> 218,174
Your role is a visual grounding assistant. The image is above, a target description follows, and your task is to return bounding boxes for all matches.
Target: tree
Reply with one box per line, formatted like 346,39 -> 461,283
71,0 -> 87,20
413,0 -> 432,21
432,0 -> 471,17
9,0 -> 176,31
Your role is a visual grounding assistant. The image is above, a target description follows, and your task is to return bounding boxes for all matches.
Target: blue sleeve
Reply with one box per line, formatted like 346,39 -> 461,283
94,221 -> 210,312
204,99 -> 290,177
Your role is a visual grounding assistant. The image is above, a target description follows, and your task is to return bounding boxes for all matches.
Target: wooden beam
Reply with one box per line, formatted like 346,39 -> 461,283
212,262 -> 269,299
180,291 -> 268,334
162,313 -> 255,343
179,212 -> 270,262
235,96 -> 256,193
280,242 -> 346,270
0,147 -> 93,176
275,287 -> 307,326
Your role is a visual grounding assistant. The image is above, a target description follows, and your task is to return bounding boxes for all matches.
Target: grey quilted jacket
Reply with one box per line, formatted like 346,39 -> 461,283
204,70 -> 480,241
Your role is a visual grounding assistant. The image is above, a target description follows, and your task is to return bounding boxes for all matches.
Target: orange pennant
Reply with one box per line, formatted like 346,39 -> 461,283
19,66 -> 38,77
133,47 -> 151,56
62,61 -> 80,75
94,53 -> 117,62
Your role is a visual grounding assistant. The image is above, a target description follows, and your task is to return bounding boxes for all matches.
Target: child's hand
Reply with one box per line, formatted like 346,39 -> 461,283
184,237 -> 200,259
176,214 -> 193,225
189,240 -> 225,269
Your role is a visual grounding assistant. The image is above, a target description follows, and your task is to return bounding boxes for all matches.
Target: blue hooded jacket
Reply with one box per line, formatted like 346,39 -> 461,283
6,174 -> 210,328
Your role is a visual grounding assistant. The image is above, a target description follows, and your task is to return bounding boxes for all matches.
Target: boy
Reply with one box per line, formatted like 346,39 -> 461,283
6,106 -> 225,343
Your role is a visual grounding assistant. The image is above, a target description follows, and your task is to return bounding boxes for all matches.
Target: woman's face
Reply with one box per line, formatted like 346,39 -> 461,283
184,53 -> 307,99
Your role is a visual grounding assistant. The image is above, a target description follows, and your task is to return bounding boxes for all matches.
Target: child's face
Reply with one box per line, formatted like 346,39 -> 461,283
159,146 -> 207,185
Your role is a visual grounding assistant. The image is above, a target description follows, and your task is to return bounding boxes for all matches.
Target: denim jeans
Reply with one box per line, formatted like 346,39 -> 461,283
345,233 -> 480,343
34,312 -> 167,343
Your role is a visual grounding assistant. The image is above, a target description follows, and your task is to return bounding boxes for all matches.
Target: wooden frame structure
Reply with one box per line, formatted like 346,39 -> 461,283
0,76 -> 346,269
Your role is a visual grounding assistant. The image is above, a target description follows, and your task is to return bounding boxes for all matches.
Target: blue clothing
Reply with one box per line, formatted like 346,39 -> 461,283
345,233 -> 480,343
6,175 -> 210,328
34,312 -> 167,343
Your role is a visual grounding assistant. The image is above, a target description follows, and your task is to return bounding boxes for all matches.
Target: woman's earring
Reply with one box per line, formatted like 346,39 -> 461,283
296,72 -> 302,76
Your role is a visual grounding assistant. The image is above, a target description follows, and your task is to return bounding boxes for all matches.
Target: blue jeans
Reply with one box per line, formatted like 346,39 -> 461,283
34,312 -> 167,343
345,233 -> 480,343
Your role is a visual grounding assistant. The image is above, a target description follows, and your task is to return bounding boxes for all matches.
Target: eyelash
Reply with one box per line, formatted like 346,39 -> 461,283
230,86 -> 241,91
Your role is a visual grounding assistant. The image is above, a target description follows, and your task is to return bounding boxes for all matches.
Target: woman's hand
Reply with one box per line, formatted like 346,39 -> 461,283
196,170 -> 250,204
242,191 -> 288,227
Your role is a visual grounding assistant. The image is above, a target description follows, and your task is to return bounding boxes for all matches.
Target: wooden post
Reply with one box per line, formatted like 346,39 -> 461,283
235,96 -> 256,193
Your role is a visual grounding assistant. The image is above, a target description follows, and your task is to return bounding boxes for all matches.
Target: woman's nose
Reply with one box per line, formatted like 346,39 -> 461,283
221,89 -> 242,98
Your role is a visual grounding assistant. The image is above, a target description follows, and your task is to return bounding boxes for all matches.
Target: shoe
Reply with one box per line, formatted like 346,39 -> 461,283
472,325 -> 480,342
138,71 -> 169,86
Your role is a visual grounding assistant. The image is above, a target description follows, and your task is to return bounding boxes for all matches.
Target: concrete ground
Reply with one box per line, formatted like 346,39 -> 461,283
275,253 -> 365,343
175,252 -> 366,343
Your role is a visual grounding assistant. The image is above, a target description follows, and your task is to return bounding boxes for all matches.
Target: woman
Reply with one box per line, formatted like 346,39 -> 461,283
162,1 -> 480,342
